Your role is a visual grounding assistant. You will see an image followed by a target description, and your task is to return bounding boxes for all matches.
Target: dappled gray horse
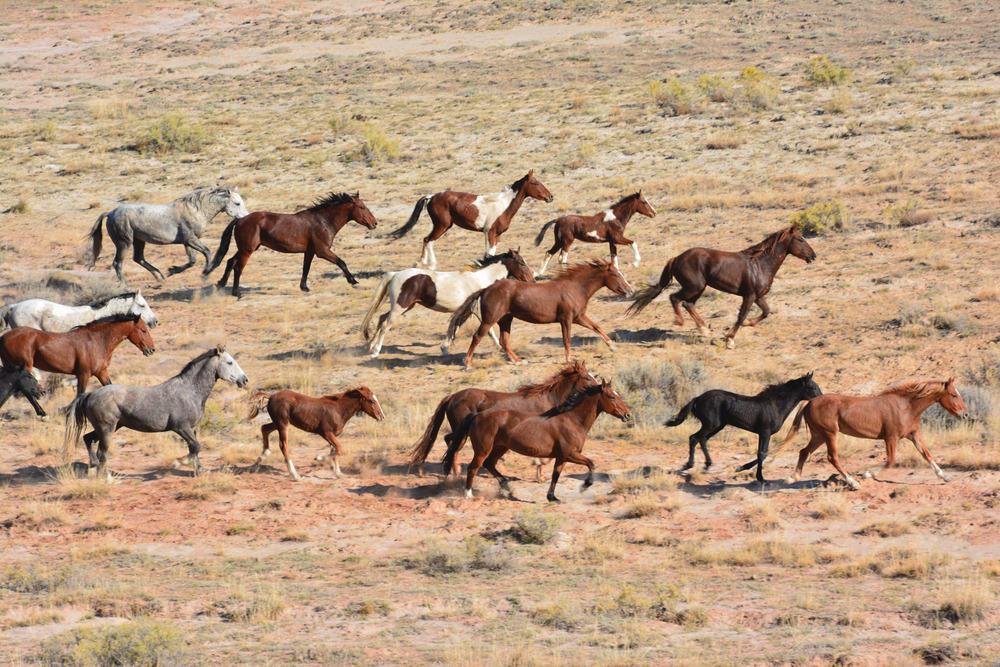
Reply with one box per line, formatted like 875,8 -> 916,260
88,186 -> 249,284
64,346 -> 248,479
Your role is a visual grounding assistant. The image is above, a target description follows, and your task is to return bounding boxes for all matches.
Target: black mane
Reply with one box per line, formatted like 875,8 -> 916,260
88,292 -> 137,309
756,376 -> 809,399
304,192 -> 357,212
70,313 -> 140,330
542,385 -> 602,417
471,251 -> 514,269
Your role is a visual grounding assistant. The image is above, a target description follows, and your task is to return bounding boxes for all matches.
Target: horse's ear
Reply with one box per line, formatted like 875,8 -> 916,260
528,169 -> 534,176
215,344 -> 225,355
947,376 -> 955,385
806,370 -> 814,378
791,222 -> 799,232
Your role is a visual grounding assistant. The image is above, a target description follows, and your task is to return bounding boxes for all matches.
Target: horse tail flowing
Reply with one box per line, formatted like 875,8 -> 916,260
389,195 -> 430,240
408,394 -> 452,470
626,256 -> 676,316
247,391 -> 271,420
534,219 -> 557,246
361,273 -> 393,342
447,289 -> 485,342
63,394 -> 89,460
665,398 -> 693,427
441,413 -> 475,477
87,212 -> 108,267
204,218 -> 239,276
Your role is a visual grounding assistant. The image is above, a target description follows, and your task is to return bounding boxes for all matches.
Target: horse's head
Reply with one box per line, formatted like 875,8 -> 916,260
603,261 -> 633,297
130,289 -> 158,328
502,248 -> 535,282
598,380 -> 633,423
222,187 -> 250,219
127,315 -> 156,357
522,170 -> 554,203
636,190 -> 657,218
796,371 -> 823,400
346,193 -> 378,229
215,346 -> 249,388
788,225 -> 817,263
939,377 -> 969,419
348,386 -> 385,421
9,365 -> 43,400
569,360 -> 600,393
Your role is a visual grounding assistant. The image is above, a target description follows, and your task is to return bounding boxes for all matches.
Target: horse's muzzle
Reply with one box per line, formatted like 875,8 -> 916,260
237,376 -> 249,388
143,348 -> 155,356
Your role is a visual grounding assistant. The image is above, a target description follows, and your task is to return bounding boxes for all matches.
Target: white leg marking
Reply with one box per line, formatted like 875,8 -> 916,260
538,254 -> 553,275
465,488 -> 474,499
287,459 -> 299,480
427,242 -> 436,270
612,255 -> 620,270
559,251 -> 568,264
632,242 -> 640,267
488,245 -> 497,256
333,460 -> 342,477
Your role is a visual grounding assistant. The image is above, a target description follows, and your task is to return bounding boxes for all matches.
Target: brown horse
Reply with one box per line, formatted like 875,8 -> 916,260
627,225 -> 816,349
407,361 -> 598,475
0,315 -> 155,396
448,259 -> 632,368
248,387 -> 384,480
443,380 -> 632,501
778,379 -> 968,489
534,191 -> 657,274
389,171 -> 553,269
206,192 -> 377,297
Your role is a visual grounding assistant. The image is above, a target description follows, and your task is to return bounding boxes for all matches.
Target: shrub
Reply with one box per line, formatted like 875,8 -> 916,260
704,132 -> 745,149
512,508 -> 561,544
132,114 -> 210,154
884,199 -> 932,227
346,122 -> 400,165
738,66 -> 778,109
464,536 -> 513,571
790,201 -> 850,236
37,619 -> 187,666
803,56 -> 852,86
646,78 -> 699,115
214,588 -> 286,623
615,358 -> 709,426
824,88 -> 852,114
345,599 -> 391,617
6,196 -> 30,214
697,74 -> 735,102
404,541 -> 467,576
923,384 -> 997,430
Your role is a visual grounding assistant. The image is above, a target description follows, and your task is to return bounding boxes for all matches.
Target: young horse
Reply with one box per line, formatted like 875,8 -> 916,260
534,191 -> 656,274
248,387 -> 385,480
64,346 -> 248,479
407,361 -> 599,475
627,225 -> 816,349
0,365 -> 45,417
89,186 -> 248,284
361,250 -> 534,358
448,259 -> 632,368
1,290 -> 158,332
666,373 -> 822,484
389,171 -> 553,269
443,381 -> 632,502
779,379 -> 967,489
0,315 -> 155,396
206,192 -> 377,297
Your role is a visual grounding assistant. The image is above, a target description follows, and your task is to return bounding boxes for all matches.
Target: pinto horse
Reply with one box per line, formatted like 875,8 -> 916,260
776,379 -> 968,489
448,259 -> 632,368
443,381 -> 632,501
389,171 -> 553,269
0,365 -> 45,417
248,387 -> 385,479
407,361 -> 598,475
206,192 -> 377,297
0,315 -> 155,396
627,225 -> 816,349
534,191 -> 656,274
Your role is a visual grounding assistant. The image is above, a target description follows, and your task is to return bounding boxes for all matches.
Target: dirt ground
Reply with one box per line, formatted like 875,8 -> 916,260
1,1 -> 999,664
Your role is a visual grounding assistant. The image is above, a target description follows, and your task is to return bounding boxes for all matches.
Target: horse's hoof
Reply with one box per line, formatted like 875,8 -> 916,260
939,473 -> 951,483
725,338 -> 736,350
547,495 -> 561,503
608,344 -> 618,353
862,470 -> 873,479
845,477 -> 860,490
784,476 -> 797,484
464,489 -> 474,499
300,285 -> 310,292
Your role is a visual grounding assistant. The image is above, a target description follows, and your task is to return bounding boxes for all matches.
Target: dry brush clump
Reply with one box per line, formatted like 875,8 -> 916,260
37,618 -> 189,666
614,357 -> 709,426
131,113 -> 211,154
790,201 -> 850,236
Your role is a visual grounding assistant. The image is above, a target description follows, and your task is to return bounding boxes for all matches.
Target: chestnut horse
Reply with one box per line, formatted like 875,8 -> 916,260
534,191 -> 656,274
407,361 -> 598,475
248,387 -> 384,480
443,380 -> 632,501
448,259 -> 632,368
206,192 -> 377,297
627,225 -> 816,349
778,379 -> 967,489
0,315 -> 155,395
389,171 -> 553,269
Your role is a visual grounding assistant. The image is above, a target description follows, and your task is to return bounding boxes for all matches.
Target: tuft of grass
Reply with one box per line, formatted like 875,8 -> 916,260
6,195 -> 30,214
856,520 -> 911,537
214,587 -> 287,623
403,540 -> 468,576
612,467 -> 677,494
512,508 -> 561,544
132,113 -> 211,154
824,88 -> 853,114
0,609 -> 62,630
464,535 -> 514,571
744,499 -> 782,532
885,199 -> 933,227
224,522 -> 254,536
345,599 -> 392,617
38,619 -> 187,666
346,122 -> 400,164
620,492 -> 662,519
697,74 -> 735,102
790,201 -> 850,236
811,491 -> 849,519
803,55 -> 852,86
51,466 -> 113,500
176,471 -> 238,501
10,501 -> 69,529
738,66 -> 778,109
531,599 -> 584,631
704,132 -> 745,150
953,122 -> 1000,140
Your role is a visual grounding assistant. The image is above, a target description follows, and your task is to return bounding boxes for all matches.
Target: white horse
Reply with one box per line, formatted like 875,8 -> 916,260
0,290 -> 158,332
361,250 -> 534,358
88,186 -> 249,284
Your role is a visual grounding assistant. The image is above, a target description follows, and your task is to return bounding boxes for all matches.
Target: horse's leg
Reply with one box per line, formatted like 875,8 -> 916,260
23,389 -> 46,417
112,241 -> 129,285
824,432 -> 860,489
83,430 -> 100,473
723,293 -> 755,350
167,242 -> 200,276
171,426 -> 203,476
371,311 -> 393,358
482,446 -> 513,499
231,250 -> 252,298
217,255 -> 237,288
547,458 -> 566,502
754,430 -> 773,487
559,318 -> 573,363
573,313 -> 616,352
498,314 -> 521,364
320,431 -> 343,478
564,449 -> 596,492
790,430 -> 825,484
464,442 -> 492,499
253,422 -> 276,471
76,373 -> 91,396
908,430 -> 949,482
669,292 -> 686,327
474,312 -> 503,351
95,426 -> 114,482
276,424 -> 301,480
300,248 -> 315,292
314,246 -> 358,286
744,295 -> 771,327
464,310 -> 500,368
871,436 -> 899,480
132,240 -> 165,282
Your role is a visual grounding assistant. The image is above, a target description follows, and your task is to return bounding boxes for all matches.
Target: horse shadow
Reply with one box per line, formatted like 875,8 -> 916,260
676,471 -> 826,497
152,284 -> 221,302
0,462 -> 165,487
362,352 -> 460,369
609,327 -> 685,344
319,269 -> 384,282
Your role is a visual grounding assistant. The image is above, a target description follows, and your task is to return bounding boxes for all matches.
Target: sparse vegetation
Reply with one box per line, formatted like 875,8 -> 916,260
131,113 -> 210,154
803,55 -> 853,86
790,200 -> 850,236
38,619 -> 187,666
885,199 -> 933,227
512,508 -> 561,545
646,78 -> 700,116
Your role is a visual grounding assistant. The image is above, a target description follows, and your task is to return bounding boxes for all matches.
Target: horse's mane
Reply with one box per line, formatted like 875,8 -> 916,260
756,376 -> 809,399
541,384 -> 602,417
612,192 -> 641,209
517,362 -> 587,397
741,226 -> 793,258
88,292 -> 137,309
879,380 -> 946,399
71,313 -> 140,329
174,186 -> 218,206
304,192 -> 356,212
552,258 -> 612,280
471,252 -> 514,269
178,348 -> 220,376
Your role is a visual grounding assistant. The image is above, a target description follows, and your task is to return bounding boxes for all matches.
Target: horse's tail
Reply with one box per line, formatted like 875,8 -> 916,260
626,256 -> 676,316
247,391 -> 271,420
441,412 -> 475,477
0,305 -> 11,331
736,401 -> 811,472
447,288 -> 485,342
204,217 -> 239,276
361,273 -> 393,342
87,212 -> 108,267
63,394 -> 89,461
534,218 -> 558,246
407,394 -> 452,470
389,195 -> 430,240
665,398 -> 693,427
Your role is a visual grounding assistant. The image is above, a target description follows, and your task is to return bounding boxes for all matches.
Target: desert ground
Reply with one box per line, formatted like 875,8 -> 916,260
1,1 -> 999,664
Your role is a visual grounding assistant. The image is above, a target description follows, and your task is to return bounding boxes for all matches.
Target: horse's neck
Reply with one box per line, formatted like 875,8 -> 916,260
499,183 -> 528,221
187,195 -> 224,234
473,263 -> 509,284
315,208 -> 349,234
612,200 -> 637,225
753,239 -> 791,285
766,390 -> 806,419
562,392 -> 603,431
90,321 -> 130,351
549,379 -> 581,404
574,271 -> 609,300
179,360 -> 219,403
907,392 -> 945,419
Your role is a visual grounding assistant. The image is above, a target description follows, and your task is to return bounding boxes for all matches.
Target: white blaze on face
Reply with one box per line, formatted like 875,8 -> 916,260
602,209 -> 615,222
473,186 -> 515,232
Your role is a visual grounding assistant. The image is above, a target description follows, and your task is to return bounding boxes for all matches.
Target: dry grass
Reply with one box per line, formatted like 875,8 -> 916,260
176,471 -> 239,501
856,520 -> 911,538
744,498 -> 782,532
50,467 -> 114,500
811,491 -> 849,519
704,133 -> 745,150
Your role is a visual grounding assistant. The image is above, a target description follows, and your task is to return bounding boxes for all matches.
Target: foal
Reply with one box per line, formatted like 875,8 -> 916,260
0,365 -> 45,416
249,387 -> 385,479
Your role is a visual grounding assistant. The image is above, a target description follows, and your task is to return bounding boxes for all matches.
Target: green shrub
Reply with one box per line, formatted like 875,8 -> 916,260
403,541 -> 468,576
738,66 -> 778,109
615,358 -> 709,426
697,74 -> 735,102
790,201 -> 850,236
37,619 -> 187,666
803,55 -> 852,86
346,122 -> 400,164
646,78 -> 699,115
132,114 -> 210,154
512,508 -> 561,544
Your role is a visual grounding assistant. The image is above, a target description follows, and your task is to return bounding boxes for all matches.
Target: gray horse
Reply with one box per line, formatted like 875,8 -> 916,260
64,346 -> 248,479
88,186 -> 249,284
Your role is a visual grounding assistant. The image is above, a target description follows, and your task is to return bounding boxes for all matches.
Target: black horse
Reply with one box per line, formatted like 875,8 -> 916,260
0,365 -> 45,416
665,373 -> 822,484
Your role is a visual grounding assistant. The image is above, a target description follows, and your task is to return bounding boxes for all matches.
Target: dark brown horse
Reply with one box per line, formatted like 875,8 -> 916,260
627,225 -> 816,349
443,380 -> 632,501
248,387 -> 385,480
449,259 -> 632,368
779,379 -> 967,489
534,191 -> 656,274
407,361 -> 598,475
0,315 -> 155,396
0,365 -> 45,417
389,171 -> 553,269
206,192 -> 377,297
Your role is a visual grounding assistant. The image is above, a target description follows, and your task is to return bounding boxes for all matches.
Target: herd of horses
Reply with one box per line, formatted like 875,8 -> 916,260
0,175 -> 969,499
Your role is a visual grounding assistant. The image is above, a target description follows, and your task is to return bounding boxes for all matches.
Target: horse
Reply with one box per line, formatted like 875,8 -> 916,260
361,250 -> 535,358
389,171 -> 553,269
0,315 -> 155,396
626,225 -> 816,349
666,373 -> 822,485
534,191 -> 657,274
64,346 -> 248,479
247,387 -> 385,480
205,192 -> 377,297
0,365 -> 45,417
443,380 -> 632,502
448,259 -> 632,368
407,361 -> 599,476
1,290 -> 158,332
88,186 -> 248,284
777,379 -> 967,490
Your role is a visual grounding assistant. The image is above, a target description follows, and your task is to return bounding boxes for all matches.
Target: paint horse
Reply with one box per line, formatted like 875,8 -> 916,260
627,225 -> 816,349
534,191 -> 656,274
0,365 -> 45,417
248,387 -> 385,480
389,171 -> 553,269
1,290 -> 158,332
361,250 -> 534,358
